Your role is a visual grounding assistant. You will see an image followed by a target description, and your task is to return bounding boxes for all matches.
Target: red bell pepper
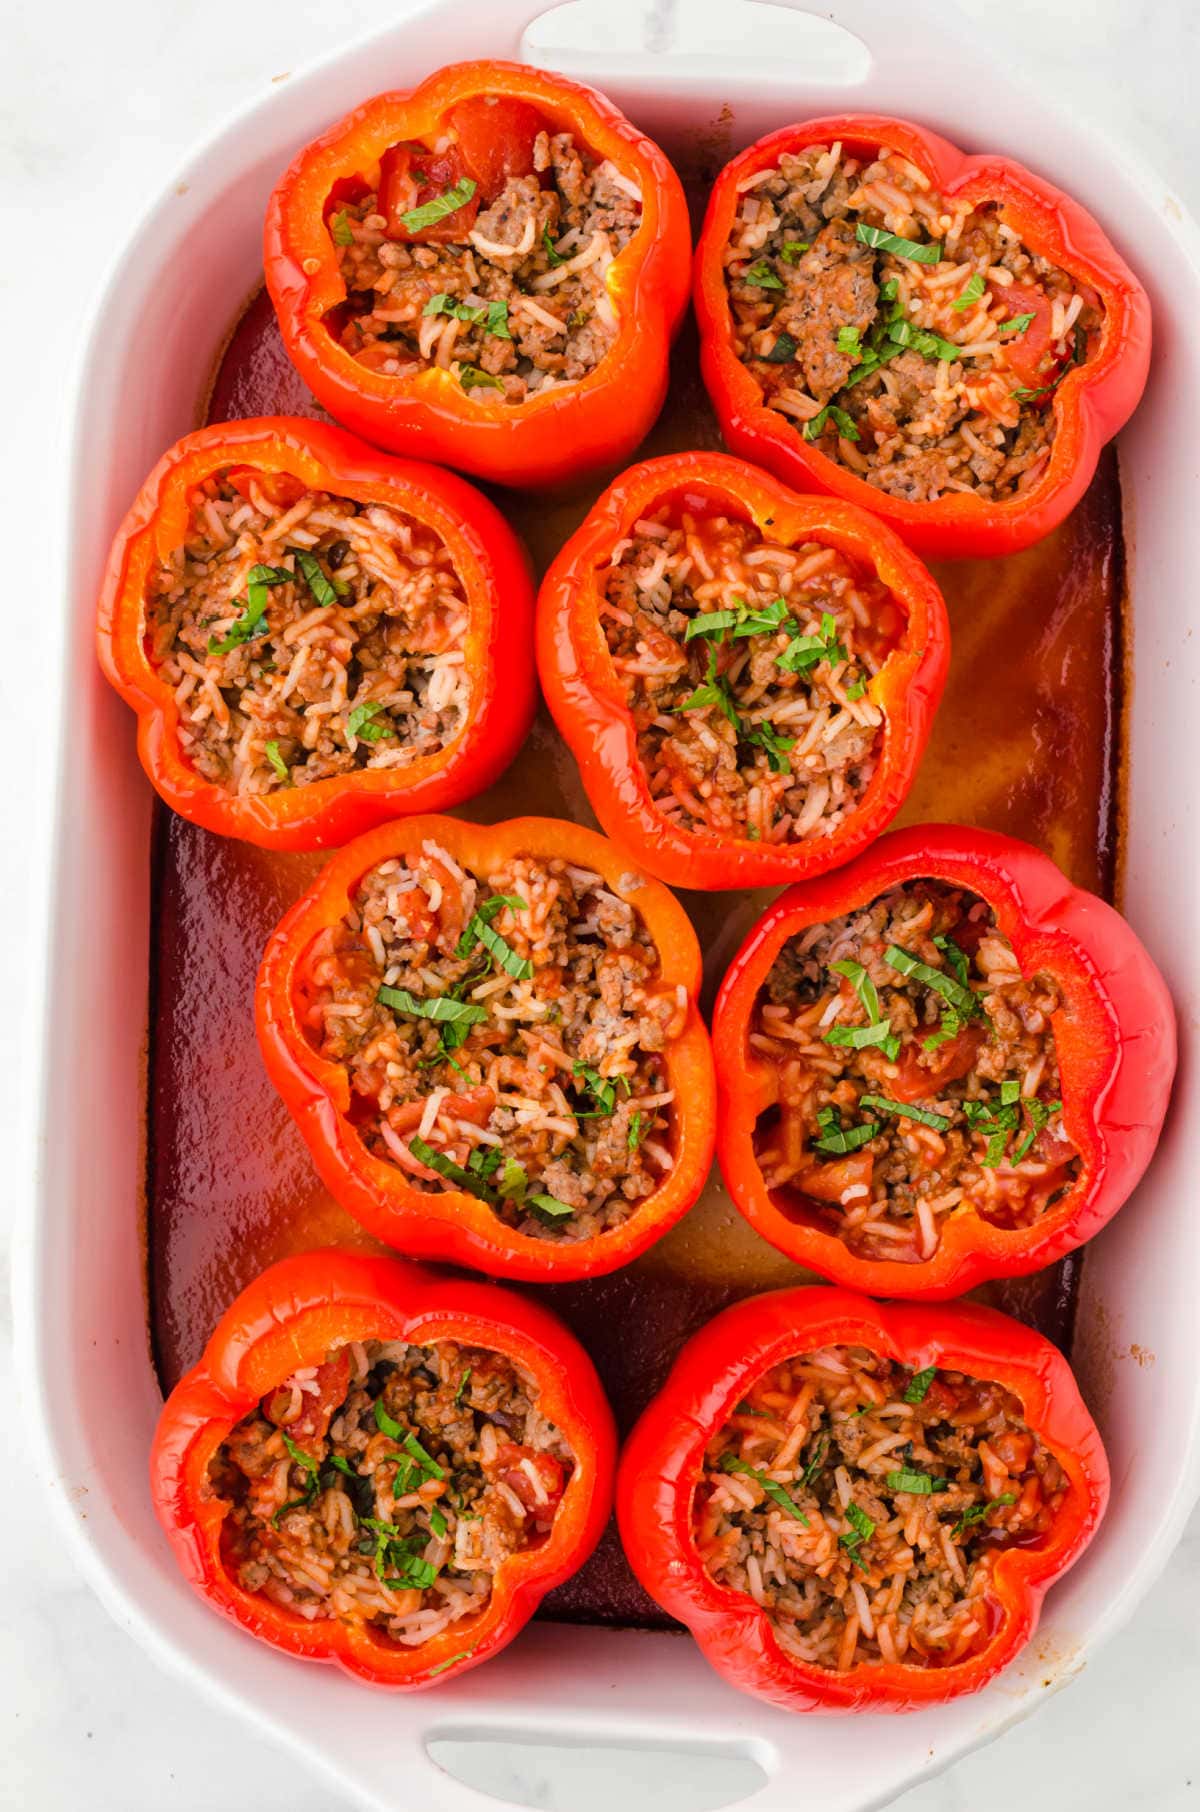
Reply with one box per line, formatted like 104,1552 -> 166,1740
712,823 -> 1175,1298
264,59 -> 690,489
151,1250 -> 615,1688
536,451 -> 949,890
96,416 -> 535,850
617,1284 -> 1108,1712
255,814 -> 716,1280
694,115 -> 1151,558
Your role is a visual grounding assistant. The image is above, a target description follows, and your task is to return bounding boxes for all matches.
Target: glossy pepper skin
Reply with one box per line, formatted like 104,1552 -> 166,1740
712,824 -> 1175,1299
256,814 -> 716,1280
264,59 -> 691,489
694,115 -> 1151,559
96,416 -> 535,849
536,451 -> 949,890
151,1250 -> 615,1688
617,1285 -> 1108,1712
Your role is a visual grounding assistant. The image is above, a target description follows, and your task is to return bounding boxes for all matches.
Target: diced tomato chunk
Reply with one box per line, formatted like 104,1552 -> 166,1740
489,1440 -> 566,1529
262,1349 -> 351,1450
226,466 -> 306,510
888,1024 -> 985,1104
378,142 -> 480,243
448,96 -> 542,202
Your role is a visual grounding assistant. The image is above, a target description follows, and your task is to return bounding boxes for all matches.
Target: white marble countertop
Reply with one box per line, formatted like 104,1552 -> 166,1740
3,0 -> 1198,1805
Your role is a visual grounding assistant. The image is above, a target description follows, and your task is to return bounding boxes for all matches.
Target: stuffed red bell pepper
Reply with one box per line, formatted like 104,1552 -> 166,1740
694,114 -> 1151,558
536,452 -> 948,891
711,823 -> 1174,1298
617,1285 -> 1108,1712
255,814 -> 716,1280
151,1250 -> 615,1688
96,416 -> 535,849
264,59 -> 690,489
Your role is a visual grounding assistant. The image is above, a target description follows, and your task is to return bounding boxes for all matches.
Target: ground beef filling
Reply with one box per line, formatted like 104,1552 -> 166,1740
726,141 -> 1103,502
697,1345 -> 1068,1672
210,1337 -> 572,1646
751,878 -> 1078,1262
144,470 -> 469,796
602,502 -> 901,845
331,125 -> 641,402
304,839 -> 682,1241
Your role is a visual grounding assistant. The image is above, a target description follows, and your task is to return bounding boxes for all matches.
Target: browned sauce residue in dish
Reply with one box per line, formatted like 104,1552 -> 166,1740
147,283 -> 1121,1629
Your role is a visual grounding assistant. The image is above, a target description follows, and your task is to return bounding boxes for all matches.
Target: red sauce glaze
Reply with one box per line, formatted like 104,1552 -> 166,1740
147,282 -> 1122,1629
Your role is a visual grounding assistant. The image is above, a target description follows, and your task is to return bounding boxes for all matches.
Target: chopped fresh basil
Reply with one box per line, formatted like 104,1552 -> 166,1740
684,608 -> 741,643
775,610 -> 845,673
886,318 -> 961,363
1011,1097 -> 1061,1164
346,701 -> 393,743
456,897 -> 532,979
730,598 -> 791,638
813,1104 -> 879,1155
408,1133 -> 495,1200
836,324 -> 863,357
282,1431 -> 319,1475
1000,1077 -> 1021,1106
932,933 -> 971,987
264,740 -> 290,783
840,1501 -> 875,1567
779,240 -> 810,264
741,717 -> 795,774
845,678 -> 867,701
904,1365 -> 937,1405
885,1468 -> 949,1494
627,1111 -> 645,1151
923,1011 -> 961,1052
429,1506 -> 448,1538
400,176 -> 477,234
857,1093 -> 951,1133
374,1400 -> 407,1441
951,1493 -> 1015,1539
292,546 -> 343,611
458,363 -> 505,393
673,645 -> 740,727
825,1020 -> 901,1057
572,1061 -> 631,1118
527,1193 -> 575,1221
953,272 -> 985,310
542,224 -> 566,266
743,259 -> 783,289
719,1453 -> 810,1526
403,1430 -> 445,1481
802,402 -> 861,443
801,1433 -> 829,1488
206,564 -> 291,655
325,1453 -> 357,1477
454,1368 -> 472,1408
761,330 -> 798,364
855,223 -> 941,263
884,944 -> 978,1017
497,1156 -> 529,1200
329,209 -> 355,246
377,989 -> 488,1044
999,312 -> 1035,336
830,956 -> 883,1026
422,293 -> 511,340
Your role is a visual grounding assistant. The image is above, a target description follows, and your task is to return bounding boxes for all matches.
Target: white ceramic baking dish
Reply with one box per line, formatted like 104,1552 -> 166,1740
16,2 -> 1199,1808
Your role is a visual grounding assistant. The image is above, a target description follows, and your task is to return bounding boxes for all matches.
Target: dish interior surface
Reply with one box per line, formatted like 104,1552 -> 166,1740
29,7 -> 1200,1809
150,245 -> 1123,1628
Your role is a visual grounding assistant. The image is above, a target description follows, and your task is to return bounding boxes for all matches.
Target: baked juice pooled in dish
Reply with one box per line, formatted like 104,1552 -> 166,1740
712,825 -> 1175,1298
694,115 -> 1150,555
152,1253 -> 614,1688
537,452 -> 948,890
617,1288 -> 1108,1711
264,60 -> 689,487
96,418 -> 534,848
256,816 -> 716,1280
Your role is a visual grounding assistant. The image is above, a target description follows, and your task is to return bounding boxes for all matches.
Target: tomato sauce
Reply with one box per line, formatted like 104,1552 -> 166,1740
147,285 -> 1124,1629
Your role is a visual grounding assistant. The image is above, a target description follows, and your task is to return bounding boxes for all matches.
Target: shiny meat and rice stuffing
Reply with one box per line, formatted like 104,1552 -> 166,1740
210,1337 -> 572,1647
303,838 -> 685,1240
